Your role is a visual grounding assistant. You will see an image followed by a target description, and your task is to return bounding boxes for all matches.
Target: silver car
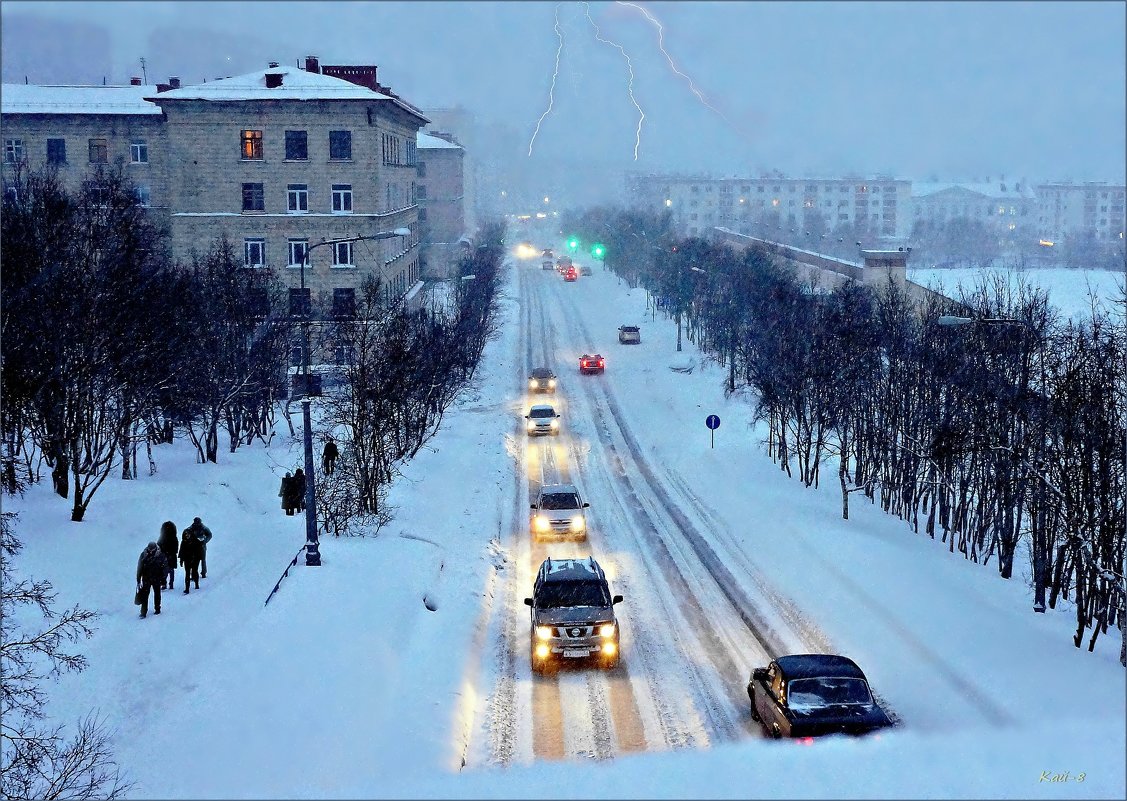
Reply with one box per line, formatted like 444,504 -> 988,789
530,483 -> 589,539
525,404 -> 561,437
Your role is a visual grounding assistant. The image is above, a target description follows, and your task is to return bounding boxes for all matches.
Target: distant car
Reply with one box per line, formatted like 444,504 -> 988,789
525,404 -> 561,437
564,267 -> 578,282
530,483 -> 590,540
542,248 -> 555,259
579,354 -> 605,374
618,325 -> 640,344
528,367 -> 557,393
524,557 -> 622,673
580,264 -> 593,276
542,259 -> 555,270
556,255 -> 572,271
747,654 -> 892,739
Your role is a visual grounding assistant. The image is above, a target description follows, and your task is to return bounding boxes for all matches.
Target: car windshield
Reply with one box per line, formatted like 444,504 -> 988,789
538,580 -> 610,608
531,369 -> 552,378
529,407 -> 555,419
621,327 -> 638,332
787,677 -> 873,708
540,492 -> 579,510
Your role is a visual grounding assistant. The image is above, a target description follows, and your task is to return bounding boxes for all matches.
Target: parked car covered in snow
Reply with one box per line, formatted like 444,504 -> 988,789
748,654 -> 892,739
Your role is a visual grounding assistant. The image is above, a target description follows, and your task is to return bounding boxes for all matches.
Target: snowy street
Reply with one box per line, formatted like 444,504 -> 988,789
8,255 -> 1125,798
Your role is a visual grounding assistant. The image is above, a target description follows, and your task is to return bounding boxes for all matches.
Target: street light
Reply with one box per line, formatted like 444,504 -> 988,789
296,227 -> 409,566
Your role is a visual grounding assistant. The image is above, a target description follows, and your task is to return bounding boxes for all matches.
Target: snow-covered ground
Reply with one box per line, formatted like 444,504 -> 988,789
7,254 -> 1124,798
908,266 -> 1125,321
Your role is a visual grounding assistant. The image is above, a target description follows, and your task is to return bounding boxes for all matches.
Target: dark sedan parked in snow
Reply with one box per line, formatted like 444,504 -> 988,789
748,654 -> 892,739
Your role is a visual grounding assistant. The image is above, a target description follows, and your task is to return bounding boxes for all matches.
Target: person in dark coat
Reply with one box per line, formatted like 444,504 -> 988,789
183,517 -> 213,579
178,529 -> 203,594
157,521 -> 179,589
322,437 -> 339,476
291,469 -> 307,512
136,541 -> 168,618
280,472 -> 295,515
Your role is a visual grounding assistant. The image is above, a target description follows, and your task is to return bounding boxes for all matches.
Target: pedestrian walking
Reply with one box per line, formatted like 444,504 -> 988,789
292,468 -> 307,512
136,541 -> 168,618
178,529 -> 203,594
183,517 -> 213,578
280,472 -> 295,515
322,437 -> 339,476
157,520 -> 179,589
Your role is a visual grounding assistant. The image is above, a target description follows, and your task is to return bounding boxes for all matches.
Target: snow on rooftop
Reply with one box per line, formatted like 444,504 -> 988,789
417,131 -> 461,149
1,83 -> 162,115
147,65 -> 392,102
912,181 -> 1036,200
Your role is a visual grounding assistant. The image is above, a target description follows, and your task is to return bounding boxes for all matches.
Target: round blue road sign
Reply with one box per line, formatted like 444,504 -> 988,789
706,414 -> 721,430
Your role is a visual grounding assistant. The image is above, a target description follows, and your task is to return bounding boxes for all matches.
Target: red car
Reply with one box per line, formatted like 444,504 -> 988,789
564,267 -> 578,282
579,354 -> 605,374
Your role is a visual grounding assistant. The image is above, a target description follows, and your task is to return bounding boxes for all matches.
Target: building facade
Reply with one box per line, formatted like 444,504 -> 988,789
1035,182 -> 1126,248
415,130 -> 466,279
625,173 -> 912,241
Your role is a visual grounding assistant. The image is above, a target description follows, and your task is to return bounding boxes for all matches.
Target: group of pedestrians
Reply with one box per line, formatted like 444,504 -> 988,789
135,517 -> 213,618
279,469 -> 307,516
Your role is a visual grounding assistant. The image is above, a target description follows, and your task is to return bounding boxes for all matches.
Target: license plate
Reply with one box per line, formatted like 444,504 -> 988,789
563,649 -> 589,658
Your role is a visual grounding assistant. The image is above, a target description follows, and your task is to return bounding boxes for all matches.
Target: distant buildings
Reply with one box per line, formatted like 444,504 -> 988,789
416,130 -> 467,278
1035,182 -> 1126,249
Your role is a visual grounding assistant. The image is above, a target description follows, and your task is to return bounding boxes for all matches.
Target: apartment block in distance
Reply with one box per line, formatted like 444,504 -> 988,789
415,130 -> 466,278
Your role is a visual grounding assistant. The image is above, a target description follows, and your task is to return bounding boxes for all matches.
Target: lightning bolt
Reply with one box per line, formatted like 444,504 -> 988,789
584,2 -> 645,160
616,0 -> 730,123
528,2 -> 566,157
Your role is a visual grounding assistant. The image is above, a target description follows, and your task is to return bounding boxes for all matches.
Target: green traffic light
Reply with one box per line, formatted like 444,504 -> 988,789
567,237 -> 579,251
591,243 -> 605,259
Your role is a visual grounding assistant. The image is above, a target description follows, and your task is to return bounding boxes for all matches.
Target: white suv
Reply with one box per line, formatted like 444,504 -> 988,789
525,404 -> 561,437
530,484 -> 589,540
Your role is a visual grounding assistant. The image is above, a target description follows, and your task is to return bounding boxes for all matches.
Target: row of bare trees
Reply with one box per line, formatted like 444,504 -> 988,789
568,207 -> 1125,664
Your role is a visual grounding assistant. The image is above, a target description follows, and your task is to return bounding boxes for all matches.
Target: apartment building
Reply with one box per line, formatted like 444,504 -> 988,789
909,180 -> 1035,229
1035,182 -> 1126,247
1,82 -> 169,225
415,130 -> 466,278
625,173 -> 912,240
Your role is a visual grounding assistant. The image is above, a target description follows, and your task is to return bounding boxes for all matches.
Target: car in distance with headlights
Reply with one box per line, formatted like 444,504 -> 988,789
528,367 -> 557,393
579,354 -> 605,374
524,557 -> 622,673
618,325 -> 640,344
525,404 -> 561,437
530,483 -> 589,540
747,654 -> 892,739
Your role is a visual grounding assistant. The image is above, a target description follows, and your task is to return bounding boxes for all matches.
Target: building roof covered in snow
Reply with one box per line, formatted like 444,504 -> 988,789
1,84 -> 163,116
417,131 -> 462,150
911,181 -> 1036,200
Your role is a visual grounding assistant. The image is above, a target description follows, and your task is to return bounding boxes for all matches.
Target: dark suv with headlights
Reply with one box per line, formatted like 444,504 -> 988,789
528,367 -> 557,393
524,557 -> 622,673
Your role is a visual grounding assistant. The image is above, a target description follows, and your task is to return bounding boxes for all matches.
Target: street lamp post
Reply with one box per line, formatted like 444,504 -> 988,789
296,227 -> 410,566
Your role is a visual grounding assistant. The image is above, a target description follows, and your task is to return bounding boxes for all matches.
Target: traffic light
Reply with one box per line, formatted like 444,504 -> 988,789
567,236 -> 579,251
591,243 -> 605,259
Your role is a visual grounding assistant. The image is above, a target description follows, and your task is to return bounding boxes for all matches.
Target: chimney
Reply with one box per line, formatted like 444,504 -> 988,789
169,76 -> 181,89
156,82 -> 172,93
265,72 -> 283,88
305,55 -> 320,73
268,61 -> 279,69
130,76 -> 142,86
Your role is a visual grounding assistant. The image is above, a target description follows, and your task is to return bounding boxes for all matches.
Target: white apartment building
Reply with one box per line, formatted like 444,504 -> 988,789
1035,182 -> 1126,247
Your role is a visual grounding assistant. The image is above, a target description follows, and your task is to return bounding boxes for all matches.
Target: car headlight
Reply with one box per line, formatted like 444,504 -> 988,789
529,379 -> 537,388
549,419 -> 559,429
536,625 -> 553,641
535,643 -> 551,659
602,642 -> 617,655
570,515 -> 585,531
534,516 -> 551,532
548,379 -> 556,387
599,623 -> 616,638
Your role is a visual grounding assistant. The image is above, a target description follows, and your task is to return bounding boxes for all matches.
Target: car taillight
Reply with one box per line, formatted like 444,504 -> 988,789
797,737 -> 815,746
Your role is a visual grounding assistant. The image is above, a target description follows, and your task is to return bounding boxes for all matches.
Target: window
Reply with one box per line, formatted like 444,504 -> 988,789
242,182 -> 265,212
331,184 -> 353,213
288,239 -> 308,267
135,185 -> 151,207
415,184 -> 427,200
4,139 -> 23,163
285,130 -> 308,160
130,140 -> 148,163
244,238 -> 267,267
334,343 -> 355,364
46,138 -> 66,164
88,138 -> 108,164
290,342 -> 304,367
416,161 -> 427,178
418,207 -> 428,222
333,287 -> 356,318
287,183 -> 308,213
406,140 -> 416,166
241,130 -> 263,160
332,241 -> 353,267
288,288 -> 311,318
329,130 -> 352,160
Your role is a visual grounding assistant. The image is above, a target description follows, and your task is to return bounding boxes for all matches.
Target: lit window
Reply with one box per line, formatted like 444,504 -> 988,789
241,130 -> 263,160
130,141 -> 148,163
772,198 -> 779,207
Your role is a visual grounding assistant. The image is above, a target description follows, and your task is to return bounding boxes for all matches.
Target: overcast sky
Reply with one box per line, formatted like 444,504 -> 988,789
2,0 -> 1124,186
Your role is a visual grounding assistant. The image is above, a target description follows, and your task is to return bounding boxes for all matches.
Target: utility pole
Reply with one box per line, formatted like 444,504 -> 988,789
139,57 -> 148,84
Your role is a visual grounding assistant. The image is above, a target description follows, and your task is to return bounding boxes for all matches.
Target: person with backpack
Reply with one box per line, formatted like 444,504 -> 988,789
157,521 -> 179,589
280,472 -> 295,516
136,541 -> 168,618
184,517 -> 213,579
178,528 -> 203,594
